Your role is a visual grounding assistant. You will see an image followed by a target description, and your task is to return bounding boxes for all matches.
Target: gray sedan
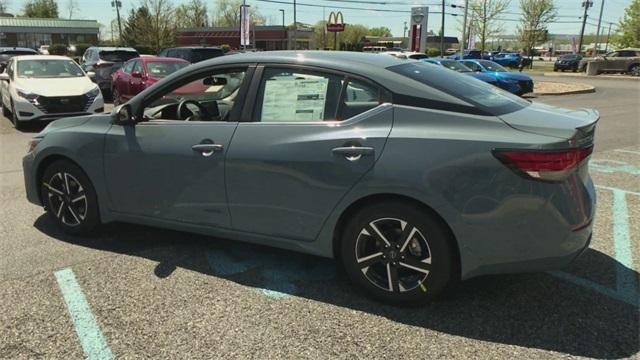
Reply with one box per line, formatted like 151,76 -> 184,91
23,51 -> 598,305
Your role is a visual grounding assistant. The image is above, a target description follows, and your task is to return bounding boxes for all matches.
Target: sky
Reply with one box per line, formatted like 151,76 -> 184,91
4,0 -> 632,38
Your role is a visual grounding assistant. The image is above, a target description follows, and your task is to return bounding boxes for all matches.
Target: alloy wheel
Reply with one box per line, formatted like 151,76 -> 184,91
112,89 -> 120,106
631,65 -> 640,77
355,217 -> 432,292
44,172 -> 88,227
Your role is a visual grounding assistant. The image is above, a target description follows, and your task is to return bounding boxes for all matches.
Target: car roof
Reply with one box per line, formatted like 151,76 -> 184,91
90,46 -> 138,52
12,55 -> 74,61
0,47 -> 37,53
138,56 -> 188,63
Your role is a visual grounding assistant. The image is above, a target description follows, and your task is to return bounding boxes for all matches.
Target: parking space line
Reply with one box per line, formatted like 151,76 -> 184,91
614,149 -> 640,155
611,188 -> 639,298
54,268 -> 113,360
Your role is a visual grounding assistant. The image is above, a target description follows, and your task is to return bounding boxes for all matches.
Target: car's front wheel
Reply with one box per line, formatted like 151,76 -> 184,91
10,100 -> 24,130
40,159 -> 100,235
340,201 -> 457,305
112,88 -> 121,106
630,64 -> 640,77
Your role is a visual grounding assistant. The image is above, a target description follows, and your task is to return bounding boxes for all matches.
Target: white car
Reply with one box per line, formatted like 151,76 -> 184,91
381,51 -> 428,60
0,55 -> 104,129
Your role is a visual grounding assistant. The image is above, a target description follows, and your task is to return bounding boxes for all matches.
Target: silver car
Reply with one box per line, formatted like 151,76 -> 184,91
23,52 -> 598,304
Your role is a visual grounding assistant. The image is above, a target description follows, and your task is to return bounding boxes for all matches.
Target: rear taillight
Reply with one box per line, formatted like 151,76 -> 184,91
493,145 -> 593,182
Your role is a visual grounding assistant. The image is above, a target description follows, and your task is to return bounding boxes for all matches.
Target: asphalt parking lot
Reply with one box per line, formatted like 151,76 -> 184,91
1,76 -> 639,359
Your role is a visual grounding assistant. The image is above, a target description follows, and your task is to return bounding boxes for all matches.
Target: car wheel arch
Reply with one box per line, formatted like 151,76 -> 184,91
331,193 -> 461,278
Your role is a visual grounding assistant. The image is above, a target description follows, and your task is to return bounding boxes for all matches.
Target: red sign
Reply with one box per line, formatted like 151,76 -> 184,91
326,23 -> 345,32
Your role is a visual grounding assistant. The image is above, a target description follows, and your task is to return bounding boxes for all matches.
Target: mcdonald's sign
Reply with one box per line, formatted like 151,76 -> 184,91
326,11 -> 345,32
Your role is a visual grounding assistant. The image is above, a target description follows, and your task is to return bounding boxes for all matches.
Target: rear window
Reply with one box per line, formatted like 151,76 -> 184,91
145,61 -> 188,78
99,50 -> 139,62
439,60 -> 471,72
0,50 -> 37,55
191,48 -> 224,62
387,62 -> 530,116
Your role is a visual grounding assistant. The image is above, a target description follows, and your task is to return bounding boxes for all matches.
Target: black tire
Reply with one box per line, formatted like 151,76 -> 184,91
630,64 -> 640,77
10,100 -> 24,131
340,201 -> 457,305
40,159 -> 100,235
112,88 -> 120,106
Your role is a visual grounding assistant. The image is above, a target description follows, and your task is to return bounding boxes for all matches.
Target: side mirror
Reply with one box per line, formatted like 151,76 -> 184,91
131,71 -> 143,79
111,104 -> 136,126
86,71 -> 96,80
0,72 -> 9,81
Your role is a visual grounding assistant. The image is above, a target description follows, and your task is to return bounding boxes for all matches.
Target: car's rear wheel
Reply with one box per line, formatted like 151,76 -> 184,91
112,88 -> 121,106
630,64 -> 640,77
41,159 -> 100,235
340,201 -> 457,305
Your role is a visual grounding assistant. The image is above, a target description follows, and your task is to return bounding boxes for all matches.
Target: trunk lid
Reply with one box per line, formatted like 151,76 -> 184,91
499,101 -> 599,144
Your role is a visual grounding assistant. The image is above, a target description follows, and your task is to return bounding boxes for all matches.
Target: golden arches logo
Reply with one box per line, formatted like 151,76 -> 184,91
328,11 -> 344,25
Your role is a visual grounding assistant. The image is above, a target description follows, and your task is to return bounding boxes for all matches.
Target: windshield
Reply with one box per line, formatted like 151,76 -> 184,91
479,60 -> 507,72
145,61 -> 188,78
191,48 -> 224,62
99,50 -> 139,62
17,59 -> 84,78
388,62 -> 530,116
440,60 -> 472,72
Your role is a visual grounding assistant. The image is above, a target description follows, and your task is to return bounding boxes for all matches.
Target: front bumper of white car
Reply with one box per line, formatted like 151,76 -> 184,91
13,91 -> 105,122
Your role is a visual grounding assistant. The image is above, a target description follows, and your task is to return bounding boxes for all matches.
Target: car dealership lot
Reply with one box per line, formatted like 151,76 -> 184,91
1,77 -> 638,358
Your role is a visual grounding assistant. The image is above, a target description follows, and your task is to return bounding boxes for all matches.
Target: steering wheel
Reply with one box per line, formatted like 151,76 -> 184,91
177,99 -> 210,121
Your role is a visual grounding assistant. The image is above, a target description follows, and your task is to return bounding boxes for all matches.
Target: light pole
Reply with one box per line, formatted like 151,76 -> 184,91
594,0 -> 605,55
403,21 -> 408,38
440,0 -> 445,57
110,0 -> 123,45
279,9 -> 285,49
460,0 -> 469,57
604,22 -> 612,52
578,0 -> 593,54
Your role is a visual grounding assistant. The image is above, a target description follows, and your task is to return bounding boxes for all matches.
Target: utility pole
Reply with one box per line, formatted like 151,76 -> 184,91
111,0 -> 123,45
279,9 -> 285,49
293,0 -> 297,50
604,22 -> 612,52
440,0 -> 445,57
594,0 -> 605,55
578,0 -> 593,55
403,21 -> 407,39
460,0 -> 469,57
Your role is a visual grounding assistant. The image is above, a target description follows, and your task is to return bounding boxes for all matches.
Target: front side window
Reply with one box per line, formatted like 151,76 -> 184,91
388,62 -> 530,116
132,61 -> 143,74
440,60 -> 472,72
143,68 -> 247,122
254,68 -> 343,122
478,60 -> 507,72
462,61 -> 481,72
17,59 -> 84,78
122,60 -> 135,74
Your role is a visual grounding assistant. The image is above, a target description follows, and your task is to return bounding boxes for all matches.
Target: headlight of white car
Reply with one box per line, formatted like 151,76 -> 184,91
86,87 -> 100,98
16,89 -> 39,101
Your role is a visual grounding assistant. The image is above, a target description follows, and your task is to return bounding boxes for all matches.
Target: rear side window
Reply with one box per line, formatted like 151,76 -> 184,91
99,50 -> 139,62
388,62 -> 530,116
339,79 -> 382,120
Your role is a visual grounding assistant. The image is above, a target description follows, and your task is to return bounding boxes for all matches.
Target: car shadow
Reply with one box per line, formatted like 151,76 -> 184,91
34,215 -> 639,359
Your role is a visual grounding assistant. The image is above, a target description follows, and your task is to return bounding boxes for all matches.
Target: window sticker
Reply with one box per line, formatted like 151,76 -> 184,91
261,76 -> 329,122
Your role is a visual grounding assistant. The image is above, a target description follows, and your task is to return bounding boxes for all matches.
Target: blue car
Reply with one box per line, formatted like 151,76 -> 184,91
492,52 -> 521,68
448,49 -> 482,60
421,58 -> 498,86
460,59 -> 533,95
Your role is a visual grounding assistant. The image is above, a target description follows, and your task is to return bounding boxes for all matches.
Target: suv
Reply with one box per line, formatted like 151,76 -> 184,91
578,48 -> 640,76
0,47 -> 38,72
80,47 -> 139,98
158,46 -> 225,63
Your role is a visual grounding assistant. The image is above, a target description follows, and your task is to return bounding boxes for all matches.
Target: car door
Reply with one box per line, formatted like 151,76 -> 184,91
103,66 -> 252,228
225,66 -> 393,241
114,59 -> 133,99
128,60 -> 144,99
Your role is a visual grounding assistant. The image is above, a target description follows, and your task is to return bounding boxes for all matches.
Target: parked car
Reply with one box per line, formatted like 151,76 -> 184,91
80,47 -> 140,98
23,51 -> 597,305
554,54 -> 583,72
421,58 -> 499,86
492,52 -> 522,68
158,46 -> 225,63
0,47 -> 38,73
0,55 -> 103,130
111,56 -> 189,105
460,59 -> 534,95
448,49 -> 482,60
38,45 -> 50,55
578,48 -> 640,76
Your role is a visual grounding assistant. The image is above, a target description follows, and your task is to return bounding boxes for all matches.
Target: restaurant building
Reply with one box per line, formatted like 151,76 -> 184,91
0,17 -> 99,48
177,25 -> 316,51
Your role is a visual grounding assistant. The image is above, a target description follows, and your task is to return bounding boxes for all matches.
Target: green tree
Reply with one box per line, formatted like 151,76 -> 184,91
368,26 -> 392,37
617,0 -> 640,48
23,0 -> 58,18
469,0 -> 510,52
213,0 -> 265,27
517,0 -> 556,52
175,0 -> 209,28
122,6 -> 153,47
142,0 -> 176,52
341,24 -> 368,50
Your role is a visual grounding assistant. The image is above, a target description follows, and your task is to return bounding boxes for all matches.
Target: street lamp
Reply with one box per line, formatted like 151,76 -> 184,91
279,9 -> 286,50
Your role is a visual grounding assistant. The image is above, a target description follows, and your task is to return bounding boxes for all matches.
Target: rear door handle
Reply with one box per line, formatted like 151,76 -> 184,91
192,143 -> 224,157
332,146 -> 375,161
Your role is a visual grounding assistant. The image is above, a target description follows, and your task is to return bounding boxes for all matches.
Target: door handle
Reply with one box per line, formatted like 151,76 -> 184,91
332,146 -> 374,161
192,143 -> 224,157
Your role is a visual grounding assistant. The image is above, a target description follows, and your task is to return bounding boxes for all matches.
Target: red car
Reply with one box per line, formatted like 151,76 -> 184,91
111,56 -> 190,105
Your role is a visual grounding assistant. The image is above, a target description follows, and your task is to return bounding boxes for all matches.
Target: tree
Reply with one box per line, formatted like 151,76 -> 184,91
65,0 -> 77,19
368,26 -> 392,37
517,0 -> 556,53
122,6 -> 153,47
617,0 -> 640,48
0,1 -> 11,14
141,0 -> 176,52
468,0 -> 510,52
23,0 -> 58,18
213,0 -> 265,27
341,24 -> 369,50
175,0 -> 209,28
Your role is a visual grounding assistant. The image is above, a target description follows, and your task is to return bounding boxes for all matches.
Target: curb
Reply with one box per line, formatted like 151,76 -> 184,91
541,72 -> 640,81
531,81 -> 596,96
